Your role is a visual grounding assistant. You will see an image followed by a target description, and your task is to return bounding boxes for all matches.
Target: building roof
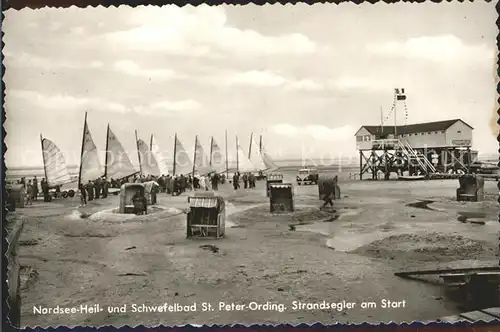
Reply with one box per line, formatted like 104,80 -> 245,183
355,119 -> 473,136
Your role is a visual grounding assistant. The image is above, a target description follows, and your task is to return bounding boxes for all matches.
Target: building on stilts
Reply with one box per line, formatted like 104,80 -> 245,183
355,88 -> 477,180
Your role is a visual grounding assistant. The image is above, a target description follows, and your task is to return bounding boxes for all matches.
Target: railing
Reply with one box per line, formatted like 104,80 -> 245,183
399,139 -> 437,173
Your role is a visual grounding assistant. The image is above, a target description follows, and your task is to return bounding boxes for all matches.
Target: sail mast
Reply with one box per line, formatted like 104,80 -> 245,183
225,130 -> 229,178
150,134 -> 153,151
104,124 -> 110,178
135,130 -> 143,177
77,112 -> 88,188
209,137 -> 214,166
172,133 -> 177,176
192,135 -> 198,175
259,134 -> 263,153
236,135 -> 239,173
248,132 -> 253,160
40,133 -> 48,182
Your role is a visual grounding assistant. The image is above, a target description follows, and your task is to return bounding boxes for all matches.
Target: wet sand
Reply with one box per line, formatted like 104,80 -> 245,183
11,171 -> 499,327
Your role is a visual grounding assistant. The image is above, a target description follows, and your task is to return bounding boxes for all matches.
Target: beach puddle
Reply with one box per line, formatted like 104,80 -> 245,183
84,206 -> 184,223
349,232 -> 496,262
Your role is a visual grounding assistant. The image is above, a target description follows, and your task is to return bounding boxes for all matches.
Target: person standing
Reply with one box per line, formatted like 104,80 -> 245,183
232,173 -> 239,190
242,173 -> 248,189
86,180 -> 94,201
94,177 -> 102,199
32,176 -> 39,201
41,178 -> 49,202
211,173 -> 220,191
25,180 -> 33,206
101,177 -> 109,199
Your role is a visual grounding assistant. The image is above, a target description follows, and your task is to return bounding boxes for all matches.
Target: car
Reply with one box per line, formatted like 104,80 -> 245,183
296,168 -> 319,185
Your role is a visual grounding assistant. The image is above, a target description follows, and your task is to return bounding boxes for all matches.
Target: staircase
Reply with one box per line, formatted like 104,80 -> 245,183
398,139 -> 437,174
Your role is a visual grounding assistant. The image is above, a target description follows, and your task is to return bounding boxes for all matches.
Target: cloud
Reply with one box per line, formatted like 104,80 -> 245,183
328,76 -> 391,92
225,70 -> 324,92
7,89 -> 128,113
7,89 -> 201,117
366,35 -> 494,64
272,123 -> 353,141
113,60 -> 182,80
4,52 -> 104,70
105,6 -> 316,57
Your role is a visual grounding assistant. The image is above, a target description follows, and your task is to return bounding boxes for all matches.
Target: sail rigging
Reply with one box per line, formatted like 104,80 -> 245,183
248,133 -> 267,170
40,135 -> 72,187
150,134 -> 169,175
136,136 -> 161,176
105,125 -> 138,180
78,112 -> 103,186
173,134 -> 193,175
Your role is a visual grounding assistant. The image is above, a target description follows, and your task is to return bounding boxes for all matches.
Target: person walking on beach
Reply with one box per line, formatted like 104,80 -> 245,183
232,173 -> 239,190
242,173 -> 248,189
211,173 -> 220,191
79,183 -> 87,206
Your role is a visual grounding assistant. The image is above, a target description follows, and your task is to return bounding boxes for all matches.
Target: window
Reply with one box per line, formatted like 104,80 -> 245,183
356,136 -> 363,142
457,130 -> 462,134
420,133 -> 424,135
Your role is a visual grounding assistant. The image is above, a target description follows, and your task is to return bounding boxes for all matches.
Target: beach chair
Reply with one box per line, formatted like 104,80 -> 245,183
186,196 -> 225,239
456,174 -> 485,202
318,175 -> 341,201
269,183 -> 294,213
266,173 -> 284,197
119,183 -> 146,214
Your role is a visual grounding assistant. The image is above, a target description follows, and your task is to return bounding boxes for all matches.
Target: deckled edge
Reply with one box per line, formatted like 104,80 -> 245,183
17,321 -> 500,330
3,0 -> 496,11
2,0 -> 500,331
1,2 -> 13,331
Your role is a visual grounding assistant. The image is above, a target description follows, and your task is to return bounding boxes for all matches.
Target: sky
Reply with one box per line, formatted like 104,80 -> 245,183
3,2 -> 499,168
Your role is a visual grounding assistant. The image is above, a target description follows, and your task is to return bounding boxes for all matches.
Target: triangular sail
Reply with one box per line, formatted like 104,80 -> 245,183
210,138 -> 227,173
248,135 -> 268,170
106,126 -> 137,180
79,116 -> 103,185
237,143 -> 258,173
174,135 -> 193,175
150,135 -> 169,175
137,138 -> 161,176
193,137 -> 214,175
41,137 -> 72,187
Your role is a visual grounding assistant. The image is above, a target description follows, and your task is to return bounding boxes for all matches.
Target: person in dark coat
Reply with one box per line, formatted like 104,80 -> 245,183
193,176 -> 200,190
79,183 -> 87,206
32,176 -> 39,200
232,173 -> 239,190
242,173 -> 248,189
211,173 -> 220,191
101,177 -> 109,198
172,176 -> 179,196
86,180 -> 94,201
41,178 -> 49,202
165,175 -> 172,194
131,190 -> 147,215
94,177 -> 102,199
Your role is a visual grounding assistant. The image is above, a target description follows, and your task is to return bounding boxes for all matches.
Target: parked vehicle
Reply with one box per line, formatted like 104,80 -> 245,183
296,168 -> 319,185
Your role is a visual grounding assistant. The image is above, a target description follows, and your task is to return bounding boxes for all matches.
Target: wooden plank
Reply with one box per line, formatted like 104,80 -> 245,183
459,310 -> 496,322
481,308 -> 500,319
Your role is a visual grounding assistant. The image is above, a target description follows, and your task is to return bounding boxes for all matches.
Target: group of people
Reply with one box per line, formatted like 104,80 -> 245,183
231,172 -> 257,190
14,176 -> 64,204
79,176 -> 110,206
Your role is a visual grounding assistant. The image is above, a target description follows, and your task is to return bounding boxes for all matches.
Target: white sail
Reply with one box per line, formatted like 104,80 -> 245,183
79,119 -> 103,184
173,135 -> 193,175
105,126 -> 138,180
193,138 -> 214,175
248,136 -> 268,170
150,135 -> 169,175
237,143 -> 258,173
210,138 -> 227,173
41,138 -> 72,187
137,138 -> 161,176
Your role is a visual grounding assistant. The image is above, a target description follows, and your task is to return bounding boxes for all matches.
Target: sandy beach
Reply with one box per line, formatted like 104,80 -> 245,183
10,169 -> 499,327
